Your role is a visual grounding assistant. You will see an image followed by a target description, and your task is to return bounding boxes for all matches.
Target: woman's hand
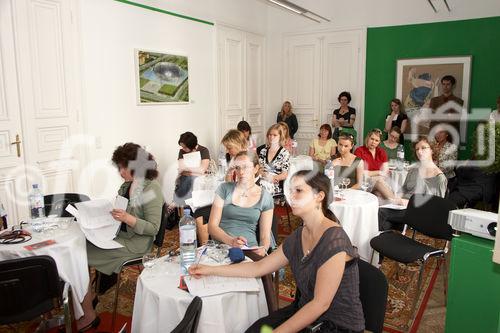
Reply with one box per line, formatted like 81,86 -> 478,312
252,247 -> 267,257
111,209 -> 136,226
188,264 -> 212,279
231,236 -> 247,248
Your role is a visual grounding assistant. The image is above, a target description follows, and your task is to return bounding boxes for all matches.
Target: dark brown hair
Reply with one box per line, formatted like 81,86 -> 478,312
318,124 -> 333,139
237,121 -> 252,135
291,170 -> 337,222
178,132 -> 198,150
111,142 -> 158,180
412,136 -> 436,161
441,75 -> 456,86
389,126 -> 402,137
389,98 -> 406,115
338,91 -> 352,103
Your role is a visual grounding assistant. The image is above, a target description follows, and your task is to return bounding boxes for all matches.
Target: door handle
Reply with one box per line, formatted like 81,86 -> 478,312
10,134 -> 21,157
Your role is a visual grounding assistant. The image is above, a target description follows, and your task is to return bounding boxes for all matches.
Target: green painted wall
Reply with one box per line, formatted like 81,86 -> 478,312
365,16 -> 500,158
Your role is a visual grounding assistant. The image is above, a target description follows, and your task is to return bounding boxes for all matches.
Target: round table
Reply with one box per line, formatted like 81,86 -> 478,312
131,259 -> 268,333
329,189 -> 379,262
0,221 -> 89,318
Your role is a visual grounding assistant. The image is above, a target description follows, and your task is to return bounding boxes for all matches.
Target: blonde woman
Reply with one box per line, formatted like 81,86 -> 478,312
258,124 -> 290,196
276,101 -> 298,139
278,121 -> 293,152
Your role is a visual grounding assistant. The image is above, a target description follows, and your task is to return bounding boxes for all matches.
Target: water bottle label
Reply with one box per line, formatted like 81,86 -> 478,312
397,151 -> 404,159
180,229 -> 196,244
325,169 -> 334,179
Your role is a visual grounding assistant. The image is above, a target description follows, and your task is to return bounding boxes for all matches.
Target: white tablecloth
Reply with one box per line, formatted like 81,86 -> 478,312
0,222 -> 89,318
329,189 -> 379,262
131,260 -> 268,333
388,169 -> 408,193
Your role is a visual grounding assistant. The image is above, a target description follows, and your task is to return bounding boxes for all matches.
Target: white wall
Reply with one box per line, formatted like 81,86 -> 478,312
80,0 -> 269,201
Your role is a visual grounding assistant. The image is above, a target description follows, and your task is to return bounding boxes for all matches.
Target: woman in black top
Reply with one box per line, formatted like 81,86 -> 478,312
384,98 -> 408,144
332,92 -> 356,142
190,170 -> 365,333
276,101 -> 298,139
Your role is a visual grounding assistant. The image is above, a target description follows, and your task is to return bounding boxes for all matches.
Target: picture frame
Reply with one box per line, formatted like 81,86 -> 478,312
395,56 -> 472,141
135,49 -> 189,105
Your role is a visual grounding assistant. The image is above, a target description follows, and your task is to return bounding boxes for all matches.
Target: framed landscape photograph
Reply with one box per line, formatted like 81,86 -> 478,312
395,56 -> 471,140
135,49 -> 189,104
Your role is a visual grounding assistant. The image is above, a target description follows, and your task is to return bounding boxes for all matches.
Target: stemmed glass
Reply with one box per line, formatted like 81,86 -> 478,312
142,253 -> 157,269
341,178 -> 350,198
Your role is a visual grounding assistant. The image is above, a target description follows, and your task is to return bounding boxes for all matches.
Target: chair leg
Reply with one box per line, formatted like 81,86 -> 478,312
369,250 -> 375,265
442,257 -> 448,306
410,261 -> 426,324
111,268 -> 123,332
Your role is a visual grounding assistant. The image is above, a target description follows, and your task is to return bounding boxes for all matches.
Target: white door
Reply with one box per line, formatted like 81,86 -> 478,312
0,0 -> 85,225
0,0 -> 29,224
283,34 -> 321,153
216,25 -> 266,145
283,29 -> 366,152
321,30 -> 363,142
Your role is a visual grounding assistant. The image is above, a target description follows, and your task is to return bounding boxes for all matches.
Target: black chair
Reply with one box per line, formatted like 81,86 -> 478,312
370,194 -> 456,318
301,259 -> 388,333
0,255 -> 75,332
244,251 -> 279,313
109,202 -> 169,331
171,296 -> 203,333
44,193 -> 91,217
358,259 -> 388,333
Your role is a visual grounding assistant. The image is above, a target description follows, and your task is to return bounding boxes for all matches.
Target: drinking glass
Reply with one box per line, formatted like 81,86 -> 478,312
342,178 -> 351,190
142,254 -> 157,269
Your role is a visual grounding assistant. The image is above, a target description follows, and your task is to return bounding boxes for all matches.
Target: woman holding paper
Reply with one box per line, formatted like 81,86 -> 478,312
378,136 -> 447,231
192,170 -> 364,333
208,151 -> 274,257
78,143 -> 164,331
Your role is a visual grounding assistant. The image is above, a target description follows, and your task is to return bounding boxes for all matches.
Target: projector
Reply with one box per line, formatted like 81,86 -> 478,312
448,208 -> 498,240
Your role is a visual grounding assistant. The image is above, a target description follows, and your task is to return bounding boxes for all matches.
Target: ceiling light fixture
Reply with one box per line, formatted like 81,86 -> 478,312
267,0 -> 330,23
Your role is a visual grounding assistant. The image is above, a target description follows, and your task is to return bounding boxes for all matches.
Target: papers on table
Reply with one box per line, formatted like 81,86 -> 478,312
184,275 -> 260,297
241,245 -> 264,251
182,151 -> 202,169
66,196 -> 128,249
379,203 -> 408,210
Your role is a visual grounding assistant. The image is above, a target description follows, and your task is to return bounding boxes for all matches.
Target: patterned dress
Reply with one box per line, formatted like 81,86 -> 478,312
258,146 -> 290,196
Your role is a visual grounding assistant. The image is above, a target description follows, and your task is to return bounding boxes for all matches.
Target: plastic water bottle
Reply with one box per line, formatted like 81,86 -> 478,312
218,149 -> 227,178
29,184 -> 45,232
324,160 -> 335,198
396,144 -> 405,171
179,208 -> 197,275
291,140 -> 298,157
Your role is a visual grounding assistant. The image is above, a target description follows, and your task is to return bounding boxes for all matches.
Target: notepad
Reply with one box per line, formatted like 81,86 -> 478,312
184,275 -> 260,297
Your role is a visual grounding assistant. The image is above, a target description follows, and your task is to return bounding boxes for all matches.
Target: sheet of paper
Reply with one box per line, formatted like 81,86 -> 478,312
184,275 -> 260,297
65,204 -> 80,219
114,195 -> 128,210
241,245 -> 264,250
75,199 -> 120,230
182,151 -> 202,168
80,226 -> 124,249
379,203 -> 408,210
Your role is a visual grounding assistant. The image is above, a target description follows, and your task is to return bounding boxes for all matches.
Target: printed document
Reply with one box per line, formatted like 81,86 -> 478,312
184,275 -> 260,297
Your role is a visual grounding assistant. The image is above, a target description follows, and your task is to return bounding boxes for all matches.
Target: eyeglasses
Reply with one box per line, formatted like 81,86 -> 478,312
415,146 -> 431,151
233,164 -> 253,171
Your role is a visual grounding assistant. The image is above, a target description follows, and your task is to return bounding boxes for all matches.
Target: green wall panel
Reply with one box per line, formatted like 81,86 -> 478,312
365,16 -> 500,158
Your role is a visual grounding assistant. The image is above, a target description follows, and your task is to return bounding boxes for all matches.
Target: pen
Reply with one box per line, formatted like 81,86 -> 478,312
195,246 -> 207,266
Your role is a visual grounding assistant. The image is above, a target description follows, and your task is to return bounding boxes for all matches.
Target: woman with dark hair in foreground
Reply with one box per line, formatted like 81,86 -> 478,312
190,170 -> 364,333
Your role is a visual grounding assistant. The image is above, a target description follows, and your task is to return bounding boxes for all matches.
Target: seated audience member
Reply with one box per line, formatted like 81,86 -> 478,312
332,133 -> 363,189
378,136 -> 447,231
258,124 -> 291,197
354,129 -> 393,199
278,121 -> 294,152
489,95 -> 500,122
237,120 -> 257,152
433,126 -> 458,180
208,151 -> 273,257
173,132 -> 210,206
380,126 -> 402,161
190,170 -> 365,333
79,143 -> 164,331
309,124 -> 337,167
384,99 -> 407,144
193,129 -> 248,244
448,163 -> 498,209
277,101 -> 298,139
332,91 -> 356,142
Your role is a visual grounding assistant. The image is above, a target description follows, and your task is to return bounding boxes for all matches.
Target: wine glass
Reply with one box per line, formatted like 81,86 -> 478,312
342,177 -> 351,190
142,253 -> 157,269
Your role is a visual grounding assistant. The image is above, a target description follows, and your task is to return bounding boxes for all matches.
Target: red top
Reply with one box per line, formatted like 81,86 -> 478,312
354,146 -> 388,171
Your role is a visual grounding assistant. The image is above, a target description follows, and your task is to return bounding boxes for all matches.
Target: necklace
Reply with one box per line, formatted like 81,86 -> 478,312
238,184 -> 256,198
